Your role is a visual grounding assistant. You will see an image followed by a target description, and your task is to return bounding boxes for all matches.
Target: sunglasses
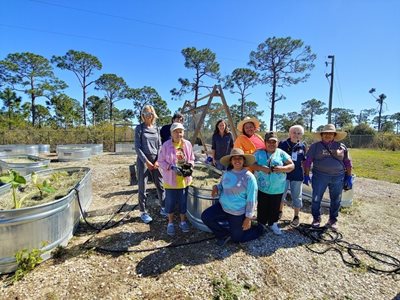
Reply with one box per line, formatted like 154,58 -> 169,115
143,112 -> 154,117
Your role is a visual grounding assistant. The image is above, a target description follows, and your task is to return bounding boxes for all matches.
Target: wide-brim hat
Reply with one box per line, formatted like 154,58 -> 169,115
237,117 -> 260,132
313,124 -> 347,141
220,148 -> 256,167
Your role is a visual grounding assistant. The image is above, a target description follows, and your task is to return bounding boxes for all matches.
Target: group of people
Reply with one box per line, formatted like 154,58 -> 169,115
135,105 -> 353,245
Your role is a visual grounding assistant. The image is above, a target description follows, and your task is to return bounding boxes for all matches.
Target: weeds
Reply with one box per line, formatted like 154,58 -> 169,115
11,244 -> 46,282
212,275 -> 241,300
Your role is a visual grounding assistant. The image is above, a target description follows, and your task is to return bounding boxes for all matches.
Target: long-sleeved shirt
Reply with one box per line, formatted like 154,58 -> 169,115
216,168 -> 258,218
158,138 -> 195,187
134,123 -> 161,164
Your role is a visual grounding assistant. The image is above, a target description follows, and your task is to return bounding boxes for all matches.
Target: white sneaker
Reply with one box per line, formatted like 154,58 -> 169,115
271,222 -> 282,235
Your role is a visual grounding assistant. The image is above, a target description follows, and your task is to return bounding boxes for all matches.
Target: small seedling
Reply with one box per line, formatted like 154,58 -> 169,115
0,170 -> 26,209
31,172 -> 56,199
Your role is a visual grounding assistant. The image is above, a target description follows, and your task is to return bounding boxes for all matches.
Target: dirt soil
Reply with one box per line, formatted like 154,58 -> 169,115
1,152 -> 399,300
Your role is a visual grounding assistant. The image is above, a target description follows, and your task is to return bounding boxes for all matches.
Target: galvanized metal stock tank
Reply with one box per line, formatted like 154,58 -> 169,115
0,155 -> 51,175
0,167 -> 92,274
186,163 -> 221,232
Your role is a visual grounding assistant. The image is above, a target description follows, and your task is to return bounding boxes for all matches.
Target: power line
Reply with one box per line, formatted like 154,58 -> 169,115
27,0 -> 257,45
0,23 -> 245,63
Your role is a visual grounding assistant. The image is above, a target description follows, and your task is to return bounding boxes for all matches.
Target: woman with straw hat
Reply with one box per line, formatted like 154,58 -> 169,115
234,116 -> 265,155
201,148 -> 264,246
303,124 -> 353,231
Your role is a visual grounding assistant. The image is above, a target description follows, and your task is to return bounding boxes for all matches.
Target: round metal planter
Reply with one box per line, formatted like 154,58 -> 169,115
0,155 -> 50,175
0,145 -> 39,157
62,144 -> 103,155
38,144 -> 50,155
57,144 -> 103,156
115,143 -> 136,154
0,167 -> 92,274
186,163 -> 222,232
56,146 -> 91,161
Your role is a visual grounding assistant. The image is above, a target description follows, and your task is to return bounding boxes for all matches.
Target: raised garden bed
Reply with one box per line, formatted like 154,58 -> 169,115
0,167 -> 92,274
0,145 -> 39,157
56,146 -> 92,161
0,155 -> 50,176
187,163 -> 221,232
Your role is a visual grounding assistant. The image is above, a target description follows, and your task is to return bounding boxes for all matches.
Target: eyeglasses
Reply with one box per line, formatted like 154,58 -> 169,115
143,112 -> 154,117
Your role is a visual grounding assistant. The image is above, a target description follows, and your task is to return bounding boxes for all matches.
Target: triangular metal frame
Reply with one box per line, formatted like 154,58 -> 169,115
180,85 -> 237,152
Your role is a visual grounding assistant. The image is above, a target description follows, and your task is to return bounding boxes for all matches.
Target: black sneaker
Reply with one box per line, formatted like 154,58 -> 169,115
291,216 -> 300,227
216,236 -> 231,247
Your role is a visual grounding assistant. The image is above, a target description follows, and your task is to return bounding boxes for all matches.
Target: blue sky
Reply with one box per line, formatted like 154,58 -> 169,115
1,0 -> 399,129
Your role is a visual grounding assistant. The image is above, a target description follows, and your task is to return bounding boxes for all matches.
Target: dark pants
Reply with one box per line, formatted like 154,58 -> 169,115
257,191 -> 283,226
201,202 -> 263,243
137,158 -> 165,213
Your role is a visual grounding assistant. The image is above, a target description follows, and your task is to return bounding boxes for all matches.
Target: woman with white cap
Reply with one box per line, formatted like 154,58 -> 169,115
303,124 -> 353,231
158,122 -> 195,236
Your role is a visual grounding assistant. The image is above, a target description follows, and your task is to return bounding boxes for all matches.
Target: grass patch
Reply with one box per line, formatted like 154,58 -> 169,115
350,148 -> 400,184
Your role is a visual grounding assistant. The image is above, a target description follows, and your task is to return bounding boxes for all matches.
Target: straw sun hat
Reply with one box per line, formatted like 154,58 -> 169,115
237,117 -> 260,132
313,124 -> 347,141
220,148 -> 256,167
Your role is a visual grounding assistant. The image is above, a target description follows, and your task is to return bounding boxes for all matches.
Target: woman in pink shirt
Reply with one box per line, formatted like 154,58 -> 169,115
158,123 -> 195,236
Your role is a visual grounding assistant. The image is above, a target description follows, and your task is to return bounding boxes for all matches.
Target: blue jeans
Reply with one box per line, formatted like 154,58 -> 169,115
283,180 -> 303,209
165,187 -> 188,214
311,170 -> 344,222
201,202 -> 263,243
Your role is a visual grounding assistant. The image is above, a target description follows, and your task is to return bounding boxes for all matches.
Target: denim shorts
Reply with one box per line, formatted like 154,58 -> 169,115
165,187 -> 189,214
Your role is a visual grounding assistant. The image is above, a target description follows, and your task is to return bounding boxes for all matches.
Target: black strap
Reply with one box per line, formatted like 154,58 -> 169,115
320,142 -> 346,171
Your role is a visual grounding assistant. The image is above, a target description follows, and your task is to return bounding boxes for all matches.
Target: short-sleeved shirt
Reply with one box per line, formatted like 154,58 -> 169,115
305,141 -> 351,176
212,132 -> 234,160
254,148 -> 291,194
278,138 -> 306,181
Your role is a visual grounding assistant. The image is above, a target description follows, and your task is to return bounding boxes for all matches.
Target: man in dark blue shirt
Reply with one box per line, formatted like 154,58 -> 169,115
160,112 -> 184,144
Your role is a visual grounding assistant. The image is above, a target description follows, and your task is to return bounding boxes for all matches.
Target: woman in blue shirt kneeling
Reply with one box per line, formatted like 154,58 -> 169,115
201,148 -> 264,246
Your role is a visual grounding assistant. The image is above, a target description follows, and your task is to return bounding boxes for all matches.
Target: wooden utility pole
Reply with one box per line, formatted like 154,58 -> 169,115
326,55 -> 335,124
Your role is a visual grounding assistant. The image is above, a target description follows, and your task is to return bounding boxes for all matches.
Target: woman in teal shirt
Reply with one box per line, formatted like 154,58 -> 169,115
253,132 -> 294,235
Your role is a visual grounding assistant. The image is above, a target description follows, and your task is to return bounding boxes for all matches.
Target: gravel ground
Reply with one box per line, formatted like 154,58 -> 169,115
1,153 -> 399,300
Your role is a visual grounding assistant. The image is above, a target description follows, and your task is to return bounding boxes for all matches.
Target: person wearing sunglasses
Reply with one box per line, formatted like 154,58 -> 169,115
135,105 -> 166,224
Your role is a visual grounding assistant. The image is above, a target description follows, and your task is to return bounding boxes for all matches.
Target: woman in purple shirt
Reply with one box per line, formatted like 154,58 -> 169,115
303,124 -> 353,231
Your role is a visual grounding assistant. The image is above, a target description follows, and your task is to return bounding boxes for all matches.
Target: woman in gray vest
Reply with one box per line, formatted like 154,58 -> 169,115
135,105 -> 166,223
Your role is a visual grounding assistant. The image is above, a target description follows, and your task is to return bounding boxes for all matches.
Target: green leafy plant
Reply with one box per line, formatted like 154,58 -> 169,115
12,246 -> 45,282
212,275 -> 240,300
31,172 -> 56,199
0,170 -> 26,208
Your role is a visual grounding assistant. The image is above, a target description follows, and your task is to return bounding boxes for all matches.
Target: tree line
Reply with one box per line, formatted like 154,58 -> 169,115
1,37 -> 399,134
